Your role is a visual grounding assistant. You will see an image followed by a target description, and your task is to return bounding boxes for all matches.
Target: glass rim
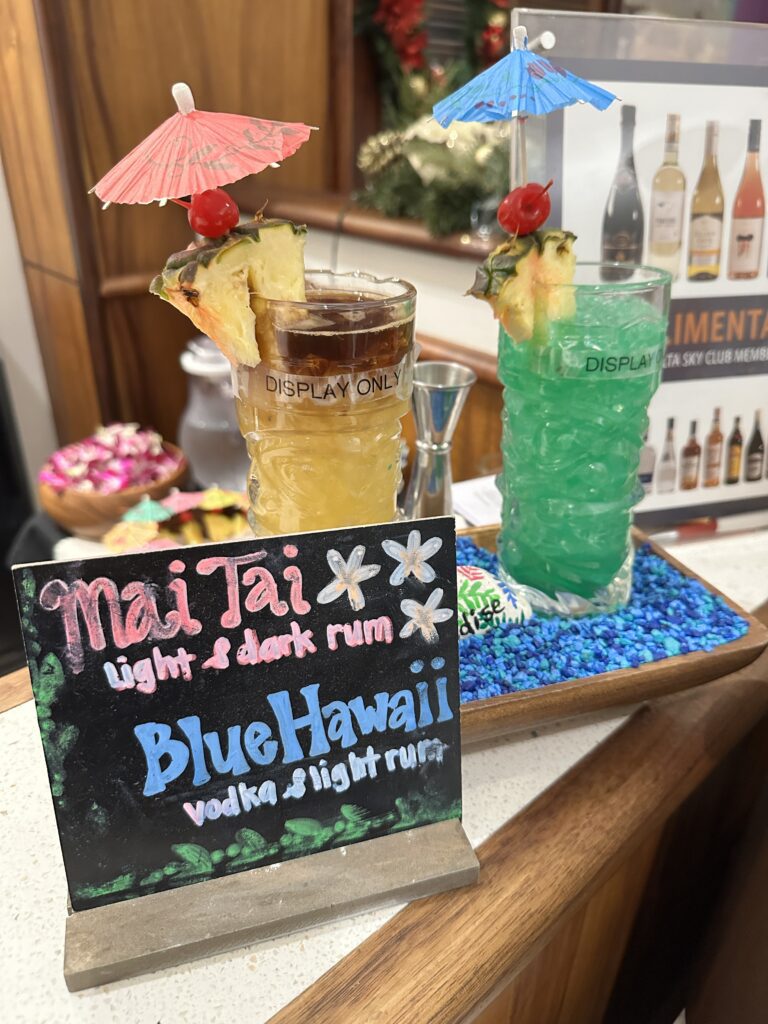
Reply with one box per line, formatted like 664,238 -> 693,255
259,268 -> 416,311
548,262 -> 672,293
413,360 -> 478,391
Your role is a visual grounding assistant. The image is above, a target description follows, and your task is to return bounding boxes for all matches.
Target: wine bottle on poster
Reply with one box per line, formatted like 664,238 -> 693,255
726,415 -> 743,485
728,120 -> 764,281
602,105 -> 644,281
680,420 -> 701,490
688,121 -> 725,281
746,411 -> 765,481
656,417 -> 676,493
648,113 -> 685,279
703,407 -> 723,488
638,430 -> 656,494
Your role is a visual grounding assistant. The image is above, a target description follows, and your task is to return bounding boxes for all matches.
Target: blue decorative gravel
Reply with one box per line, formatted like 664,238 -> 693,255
456,537 -> 749,702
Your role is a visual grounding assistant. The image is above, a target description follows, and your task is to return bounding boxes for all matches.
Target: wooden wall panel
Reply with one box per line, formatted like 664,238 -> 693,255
452,380 -> 503,480
604,715 -> 768,1024
23,269 -> 101,441
471,913 -> 585,1024
0,0 -> 77,277
553,831 -> 660,1023
0,0 -> 102,441
471,830 -> 660,1024
687,772 -> 768,1024
101,295 -> 193,440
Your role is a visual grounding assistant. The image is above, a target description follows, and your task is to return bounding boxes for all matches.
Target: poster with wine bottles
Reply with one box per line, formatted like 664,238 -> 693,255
514,9 -> 768,524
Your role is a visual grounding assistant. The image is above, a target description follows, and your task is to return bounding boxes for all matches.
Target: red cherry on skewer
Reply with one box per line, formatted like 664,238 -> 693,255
186,188 -> 240,238
497,179 -> 554,236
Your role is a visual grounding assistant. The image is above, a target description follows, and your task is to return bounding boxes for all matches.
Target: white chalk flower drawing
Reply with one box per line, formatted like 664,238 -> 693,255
317,545 -> 381,612
382,530 -> 443,586
400,588 -> 454,643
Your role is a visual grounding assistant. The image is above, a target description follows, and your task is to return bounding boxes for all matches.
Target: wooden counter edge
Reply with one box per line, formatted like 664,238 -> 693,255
0,667 -> 33,714
268,649 -> 768,1024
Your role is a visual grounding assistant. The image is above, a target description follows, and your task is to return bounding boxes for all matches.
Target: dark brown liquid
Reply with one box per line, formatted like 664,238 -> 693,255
260,288 -> 414,376
236,287 -> 415,536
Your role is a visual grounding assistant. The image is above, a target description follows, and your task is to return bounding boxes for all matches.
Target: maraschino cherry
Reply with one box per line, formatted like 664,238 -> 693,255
497,180 -> 553,236
187,188 -> 240,237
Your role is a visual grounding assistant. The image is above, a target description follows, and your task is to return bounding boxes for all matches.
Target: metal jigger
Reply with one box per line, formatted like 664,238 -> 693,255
403,361 -> 476,519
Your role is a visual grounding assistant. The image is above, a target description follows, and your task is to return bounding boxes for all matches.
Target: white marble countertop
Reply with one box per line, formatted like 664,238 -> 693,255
662,531 -> 768,613
2,531 -> 765,1023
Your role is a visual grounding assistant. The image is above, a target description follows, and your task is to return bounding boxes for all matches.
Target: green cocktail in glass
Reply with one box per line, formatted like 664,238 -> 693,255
495,264 -> 671,615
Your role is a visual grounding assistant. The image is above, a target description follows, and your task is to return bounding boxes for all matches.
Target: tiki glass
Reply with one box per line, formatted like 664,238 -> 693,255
496,264 -> 671,615
233,271 -> 416,536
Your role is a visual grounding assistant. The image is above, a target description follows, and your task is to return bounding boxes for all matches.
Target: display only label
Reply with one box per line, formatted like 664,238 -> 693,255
13,518 -> 461,912
258,357 -> 411,406
559,346 -> 663,379
663,293 -> 768,381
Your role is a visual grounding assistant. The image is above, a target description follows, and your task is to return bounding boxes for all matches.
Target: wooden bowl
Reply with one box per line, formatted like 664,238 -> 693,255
38,443 -> 188,540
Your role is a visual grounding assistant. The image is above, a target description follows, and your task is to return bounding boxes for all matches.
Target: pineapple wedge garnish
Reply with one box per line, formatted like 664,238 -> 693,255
469,229 -> 576,343
150,218 -> 307,366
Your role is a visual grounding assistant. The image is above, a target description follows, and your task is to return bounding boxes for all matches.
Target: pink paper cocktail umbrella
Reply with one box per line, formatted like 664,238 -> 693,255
91,83 -> 316,206
161,488 -> 204,515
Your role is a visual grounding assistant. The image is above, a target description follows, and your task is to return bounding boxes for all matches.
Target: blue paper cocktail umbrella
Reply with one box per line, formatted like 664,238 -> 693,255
433,25 -> 617,187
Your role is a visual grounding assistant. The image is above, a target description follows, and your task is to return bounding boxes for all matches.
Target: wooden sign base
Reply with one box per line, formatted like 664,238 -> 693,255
63,818 -> 479,991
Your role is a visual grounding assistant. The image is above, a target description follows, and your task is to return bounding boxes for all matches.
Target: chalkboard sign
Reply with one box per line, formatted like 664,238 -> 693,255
14,517 -> 461,912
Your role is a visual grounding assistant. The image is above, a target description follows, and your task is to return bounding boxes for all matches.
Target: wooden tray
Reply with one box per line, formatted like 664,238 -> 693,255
458,526 -> 768,745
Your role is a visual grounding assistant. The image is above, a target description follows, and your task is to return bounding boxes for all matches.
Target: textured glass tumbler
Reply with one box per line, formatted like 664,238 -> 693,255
496,264 -> 671,615
233,271 -> 416,536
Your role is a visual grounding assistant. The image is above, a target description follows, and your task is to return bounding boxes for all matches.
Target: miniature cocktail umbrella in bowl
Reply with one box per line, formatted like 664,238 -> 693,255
102,520 -> 159,554
121,495 -> 173,524
160,488 -> 203,515
197,485 -> 244,512
433,25 -> 616,232
91,83 -> 315,227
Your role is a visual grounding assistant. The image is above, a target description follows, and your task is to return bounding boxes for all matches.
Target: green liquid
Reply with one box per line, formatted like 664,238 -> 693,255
496,291 -> 666,602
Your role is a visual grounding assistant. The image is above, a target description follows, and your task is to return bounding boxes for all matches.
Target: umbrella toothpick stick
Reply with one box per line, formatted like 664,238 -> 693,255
167,85 -> 196,210
510,26 -> 529,190
509,116 -> 528,190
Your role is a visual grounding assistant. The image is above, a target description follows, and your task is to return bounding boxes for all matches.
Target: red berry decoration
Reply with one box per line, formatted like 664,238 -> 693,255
497,180 -> 553,236
188,188 -> 240,238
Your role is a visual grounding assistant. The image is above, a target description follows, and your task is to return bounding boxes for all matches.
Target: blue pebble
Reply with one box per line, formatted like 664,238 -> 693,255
455,540 -> 749,701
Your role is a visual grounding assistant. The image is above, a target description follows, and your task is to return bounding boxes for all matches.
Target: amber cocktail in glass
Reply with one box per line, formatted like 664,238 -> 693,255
233,270 -> 416,535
